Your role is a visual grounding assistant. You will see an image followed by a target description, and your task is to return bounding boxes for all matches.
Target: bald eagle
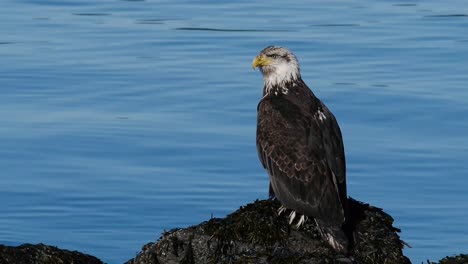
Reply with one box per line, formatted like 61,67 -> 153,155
253,46 -> 349,253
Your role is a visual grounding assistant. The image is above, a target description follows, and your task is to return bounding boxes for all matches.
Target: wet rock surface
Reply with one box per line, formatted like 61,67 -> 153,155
0,243 -> 104,264
431,254 -> 468,264
126,198 -> 411,264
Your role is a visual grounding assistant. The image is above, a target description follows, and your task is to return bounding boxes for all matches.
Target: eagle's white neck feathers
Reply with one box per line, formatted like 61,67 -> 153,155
263,62 -> 300,95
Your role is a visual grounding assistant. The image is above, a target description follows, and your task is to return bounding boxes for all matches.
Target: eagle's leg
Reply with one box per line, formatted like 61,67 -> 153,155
295,215 -> 308,228
268,183 -> 276,199
277,205 -> 287,216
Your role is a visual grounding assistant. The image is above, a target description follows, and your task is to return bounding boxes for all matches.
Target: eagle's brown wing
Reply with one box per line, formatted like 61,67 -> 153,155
256,94 -> 346,226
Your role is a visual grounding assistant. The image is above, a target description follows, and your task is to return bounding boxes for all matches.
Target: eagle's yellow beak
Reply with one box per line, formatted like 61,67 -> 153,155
252,55 -> 271,70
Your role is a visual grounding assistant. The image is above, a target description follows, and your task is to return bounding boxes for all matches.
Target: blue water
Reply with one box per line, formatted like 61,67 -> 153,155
1,0 -> 467,263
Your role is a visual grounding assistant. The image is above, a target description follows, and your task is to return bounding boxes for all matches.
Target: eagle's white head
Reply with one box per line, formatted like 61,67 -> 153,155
252,46 -> 301,94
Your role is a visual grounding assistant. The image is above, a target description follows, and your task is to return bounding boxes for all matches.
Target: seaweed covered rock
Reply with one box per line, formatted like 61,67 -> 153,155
0,243 -> 104,264
430,254 -> 468,264
126,198 -> 411,264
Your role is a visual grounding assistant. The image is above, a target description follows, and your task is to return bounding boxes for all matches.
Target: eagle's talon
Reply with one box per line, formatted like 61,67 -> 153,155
288,210 -> 297,224
295,215 -> 308,228
277,205 -> 287,216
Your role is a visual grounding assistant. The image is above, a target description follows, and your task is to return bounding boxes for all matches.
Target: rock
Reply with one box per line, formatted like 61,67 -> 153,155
0,243 -> 104,264
430,254 -> 468,264
0,202 -> 466,264
126,198 -> 412,264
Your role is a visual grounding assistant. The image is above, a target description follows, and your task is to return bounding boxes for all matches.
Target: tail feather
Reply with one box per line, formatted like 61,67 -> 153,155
315,219 -> 349,254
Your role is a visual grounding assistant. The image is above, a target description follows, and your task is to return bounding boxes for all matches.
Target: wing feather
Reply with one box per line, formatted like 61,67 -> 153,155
256,94 -> 346,225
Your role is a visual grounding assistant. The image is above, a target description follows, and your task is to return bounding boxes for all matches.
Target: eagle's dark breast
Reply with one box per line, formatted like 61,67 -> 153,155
256,80 -> 347,227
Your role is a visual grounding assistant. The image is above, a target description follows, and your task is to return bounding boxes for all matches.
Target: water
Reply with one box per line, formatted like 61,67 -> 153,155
1,0 -> 467,263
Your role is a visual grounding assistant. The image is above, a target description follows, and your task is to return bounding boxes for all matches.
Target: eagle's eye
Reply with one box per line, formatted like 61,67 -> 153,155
269,54 -> 279,59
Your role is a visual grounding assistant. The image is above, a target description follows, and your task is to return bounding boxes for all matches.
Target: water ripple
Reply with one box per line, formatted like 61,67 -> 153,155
311,24 -> 360,27
174,27 -> 291,32
72,13 -> 111,16
425,14 -> 468,18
